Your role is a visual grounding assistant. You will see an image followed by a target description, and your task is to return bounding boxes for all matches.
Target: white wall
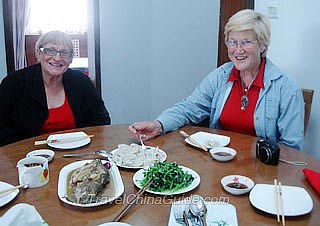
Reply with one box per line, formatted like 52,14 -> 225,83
0,0 -> 7,80
99,0 -> 220,123
255,0 -> 320,159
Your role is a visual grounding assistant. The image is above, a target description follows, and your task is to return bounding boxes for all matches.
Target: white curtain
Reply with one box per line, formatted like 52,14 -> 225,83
26,0 -> 87,34
12,0 -> 30,70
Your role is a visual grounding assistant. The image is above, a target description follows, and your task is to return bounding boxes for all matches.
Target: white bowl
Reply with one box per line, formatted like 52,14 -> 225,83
209,147 -> 237,162
26,149 -> 55,162
221,175 -> 254,195
98,223 -> 132,226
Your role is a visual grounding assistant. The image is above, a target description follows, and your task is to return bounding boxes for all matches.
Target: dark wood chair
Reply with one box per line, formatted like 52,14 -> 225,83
302,89 -> 314,133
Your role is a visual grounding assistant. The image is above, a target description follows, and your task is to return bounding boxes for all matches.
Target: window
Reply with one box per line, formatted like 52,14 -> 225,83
26,0 -> 87,35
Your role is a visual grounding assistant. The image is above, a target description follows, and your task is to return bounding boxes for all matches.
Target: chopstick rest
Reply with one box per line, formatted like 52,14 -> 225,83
34,135 -> 94,145
180,131 -> 208,152
113,178 -> 153,222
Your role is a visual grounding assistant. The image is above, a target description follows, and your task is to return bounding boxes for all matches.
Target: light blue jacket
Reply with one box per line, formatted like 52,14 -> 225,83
157,58 -> 304,150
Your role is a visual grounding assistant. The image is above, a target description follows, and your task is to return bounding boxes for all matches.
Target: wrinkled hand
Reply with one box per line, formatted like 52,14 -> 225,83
128,120 -> 163,141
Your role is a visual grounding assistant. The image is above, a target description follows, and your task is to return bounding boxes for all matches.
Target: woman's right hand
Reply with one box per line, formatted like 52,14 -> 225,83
128,120 -> 163,141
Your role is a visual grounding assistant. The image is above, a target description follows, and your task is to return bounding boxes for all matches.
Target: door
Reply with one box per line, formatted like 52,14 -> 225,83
218,0 -> 254,66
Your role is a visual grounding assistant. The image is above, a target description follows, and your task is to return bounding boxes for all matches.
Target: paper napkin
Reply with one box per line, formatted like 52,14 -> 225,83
303,168 -> 320,195
0,203 -> 48,226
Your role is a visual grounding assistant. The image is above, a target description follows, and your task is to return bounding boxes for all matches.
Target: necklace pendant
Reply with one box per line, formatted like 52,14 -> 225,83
241,95 -> 249,110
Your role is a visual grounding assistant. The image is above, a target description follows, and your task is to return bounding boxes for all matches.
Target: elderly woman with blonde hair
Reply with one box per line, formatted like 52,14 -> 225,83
129,9 -> 304,150
0,31 -> 110,146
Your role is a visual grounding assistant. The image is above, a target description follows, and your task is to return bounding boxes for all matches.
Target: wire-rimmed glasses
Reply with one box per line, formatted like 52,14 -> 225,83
225,39 -> 258,49
39,47 -> 73,59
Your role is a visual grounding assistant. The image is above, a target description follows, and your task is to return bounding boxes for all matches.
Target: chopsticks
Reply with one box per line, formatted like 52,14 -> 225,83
34,135 -> 94,145
279,182 -> 285,226
180,131 -> 208,152
274,179 -> 285,226
113,178 -> 153,222
0,184 -> 28,195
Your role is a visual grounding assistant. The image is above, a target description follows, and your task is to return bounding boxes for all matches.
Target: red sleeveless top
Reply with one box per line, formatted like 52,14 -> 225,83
40,97 -> 76,134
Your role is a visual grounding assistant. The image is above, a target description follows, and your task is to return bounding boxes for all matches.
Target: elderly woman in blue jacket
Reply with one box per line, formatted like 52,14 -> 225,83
128,9 -> 304,150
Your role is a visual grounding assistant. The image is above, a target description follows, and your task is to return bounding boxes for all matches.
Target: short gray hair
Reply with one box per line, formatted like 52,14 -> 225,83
224,9 -> 271,57
35,30 -> 73,53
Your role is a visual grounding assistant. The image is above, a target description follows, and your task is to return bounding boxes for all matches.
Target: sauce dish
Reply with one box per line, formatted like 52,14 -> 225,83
221,175 -> 254,195
209,147 -> 237,162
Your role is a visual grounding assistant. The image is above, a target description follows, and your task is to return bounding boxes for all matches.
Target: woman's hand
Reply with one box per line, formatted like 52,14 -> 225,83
128,120 -> 163,141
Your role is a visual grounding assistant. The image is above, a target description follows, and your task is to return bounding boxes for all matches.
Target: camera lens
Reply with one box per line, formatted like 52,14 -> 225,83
258,146 -> 271,163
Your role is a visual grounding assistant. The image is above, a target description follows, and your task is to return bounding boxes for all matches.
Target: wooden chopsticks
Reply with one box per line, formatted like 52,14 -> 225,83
274,179 -> 285,226
180,131 -> 208,152
34,135 -> 94,145
113,178 -> 153,222
0,184 -> 28,195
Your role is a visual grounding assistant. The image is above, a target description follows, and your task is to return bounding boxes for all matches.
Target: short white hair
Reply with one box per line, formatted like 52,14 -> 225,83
224,9 -> 271,57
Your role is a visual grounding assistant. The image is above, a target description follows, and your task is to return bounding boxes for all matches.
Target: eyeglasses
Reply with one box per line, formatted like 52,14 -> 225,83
225,39 -> 258,49
39,47 -> 73,59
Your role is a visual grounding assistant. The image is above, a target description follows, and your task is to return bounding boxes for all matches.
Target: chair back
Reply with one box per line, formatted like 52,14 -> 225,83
302,88 -> 314,133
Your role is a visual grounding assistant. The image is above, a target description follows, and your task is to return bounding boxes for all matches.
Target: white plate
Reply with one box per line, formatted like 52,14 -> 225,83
249,184 -> 313,216
133,166 -> 200,195
26,149 -> 55,162
47,131 -> 91,149
0,181 -> 19,207
111,145 -> 167,169
185,131 -> 230,149
98,223 -> 132,226
167,200 -> 238,226
58,160 -> 124,207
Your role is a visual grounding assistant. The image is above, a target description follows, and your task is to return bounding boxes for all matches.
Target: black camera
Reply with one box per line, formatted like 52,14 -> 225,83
256,139 -> 280,165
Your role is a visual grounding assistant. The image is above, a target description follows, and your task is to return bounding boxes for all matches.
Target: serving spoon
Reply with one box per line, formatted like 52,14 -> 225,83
189,195 -> 207,226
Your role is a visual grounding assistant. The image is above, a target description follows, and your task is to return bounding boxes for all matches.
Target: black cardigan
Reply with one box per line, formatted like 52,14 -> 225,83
0,64 -> 110,146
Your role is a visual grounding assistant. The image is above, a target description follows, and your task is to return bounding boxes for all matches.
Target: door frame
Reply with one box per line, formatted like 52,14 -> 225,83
217,0 -> 254,66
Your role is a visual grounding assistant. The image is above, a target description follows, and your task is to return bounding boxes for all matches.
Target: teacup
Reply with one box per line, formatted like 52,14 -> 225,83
17,156 -> 49,188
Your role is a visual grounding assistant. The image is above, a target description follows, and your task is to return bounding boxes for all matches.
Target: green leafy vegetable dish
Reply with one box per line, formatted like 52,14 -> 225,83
140,162 -> 194,192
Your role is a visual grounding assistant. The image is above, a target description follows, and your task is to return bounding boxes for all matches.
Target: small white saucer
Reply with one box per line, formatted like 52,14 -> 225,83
26,149 -> 55,162
221,175 -> 254,195
209,147 -> 237,162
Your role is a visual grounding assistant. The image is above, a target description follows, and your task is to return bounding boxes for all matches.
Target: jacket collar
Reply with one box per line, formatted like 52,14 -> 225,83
28,64 -> 47,108
63,69 -> 84,123
262,58 -> 283,89
220,57 -> 283,89
27,64 -> 84,114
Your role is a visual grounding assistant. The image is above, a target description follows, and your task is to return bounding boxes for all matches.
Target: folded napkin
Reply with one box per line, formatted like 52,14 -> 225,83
0,203 -> 48,226
303,168 -> 320,195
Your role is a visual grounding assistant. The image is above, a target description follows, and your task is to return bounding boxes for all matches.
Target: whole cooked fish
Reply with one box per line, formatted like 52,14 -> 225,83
69,159 -> 110,204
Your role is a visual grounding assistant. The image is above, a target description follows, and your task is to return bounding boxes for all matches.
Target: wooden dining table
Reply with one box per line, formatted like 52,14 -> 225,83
0,125 -> 319,226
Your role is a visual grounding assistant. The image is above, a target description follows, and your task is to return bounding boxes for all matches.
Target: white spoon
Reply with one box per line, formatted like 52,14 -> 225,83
189,195 -> 207,226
